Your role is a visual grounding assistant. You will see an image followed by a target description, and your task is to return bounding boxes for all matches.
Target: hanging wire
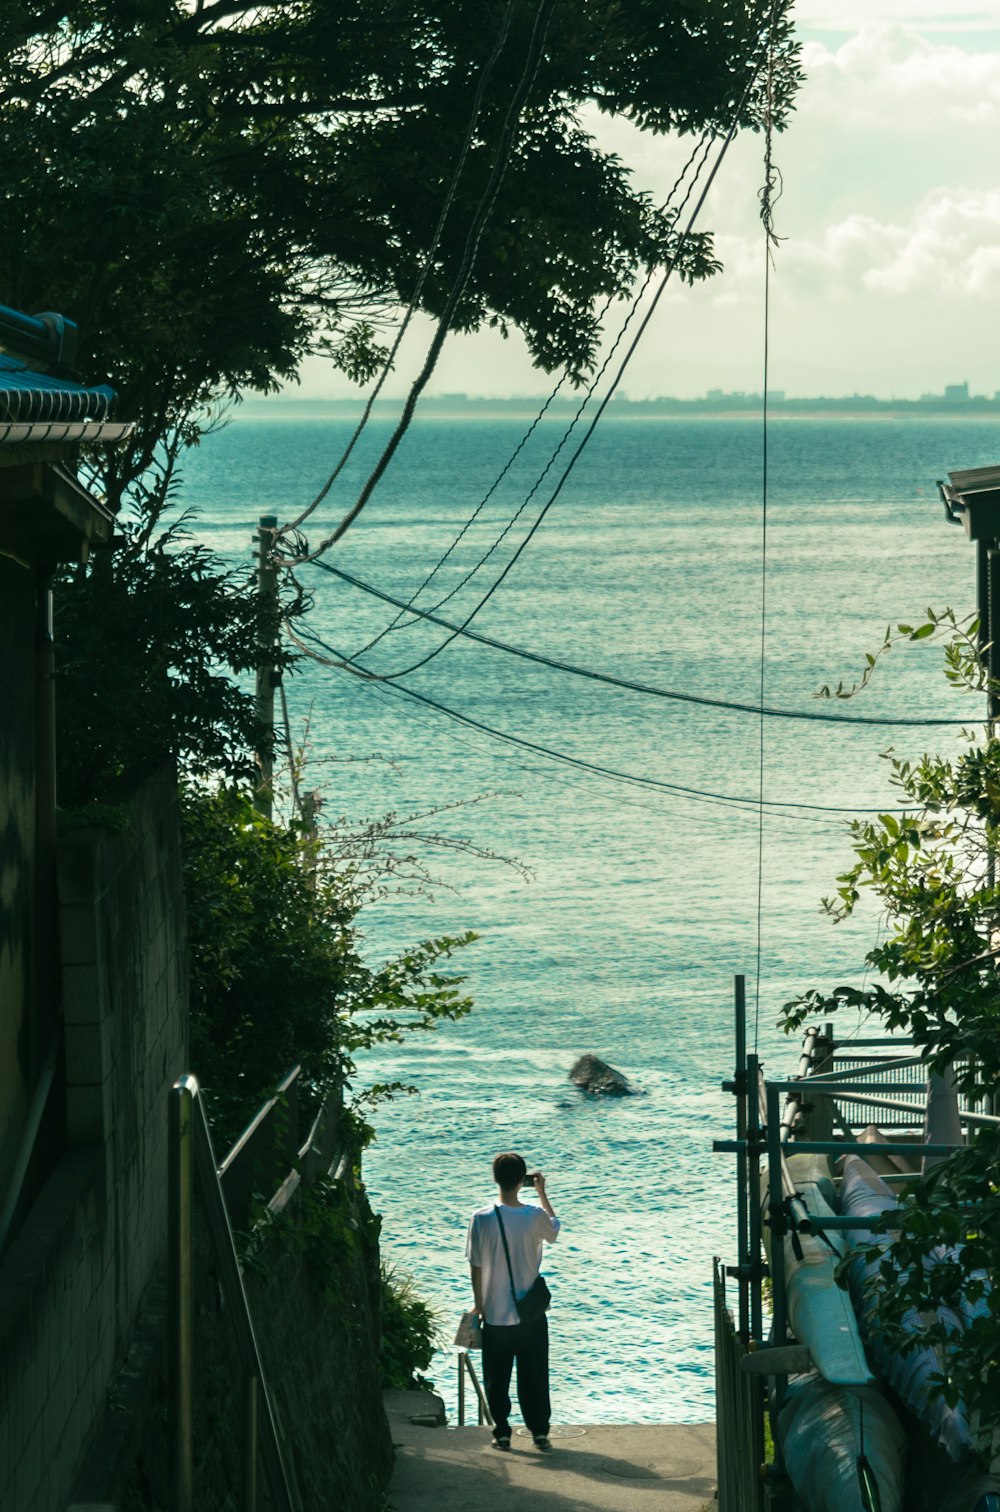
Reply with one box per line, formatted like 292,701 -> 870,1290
325,126 -> 758,686
344,128 -> 718,660
279,0 -> 519,539
754,2 -> 785,1053
305,558 -> 971,727
327,4 -> 785,666
279,0 -> 556,565
287,619 -> 912,818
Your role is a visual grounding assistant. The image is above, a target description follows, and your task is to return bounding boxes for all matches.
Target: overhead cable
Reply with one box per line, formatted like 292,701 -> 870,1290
323,127 -> 748,684
280,0 -> 556,564
280,0 -> 518,538
287,620 -> 910,817
337,1 -> 783,661
306,559 -> 970,728
346,127 -> 718,660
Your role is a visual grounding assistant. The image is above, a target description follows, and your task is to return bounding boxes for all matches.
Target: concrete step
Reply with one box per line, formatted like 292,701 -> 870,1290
384,1393 -> 716,1511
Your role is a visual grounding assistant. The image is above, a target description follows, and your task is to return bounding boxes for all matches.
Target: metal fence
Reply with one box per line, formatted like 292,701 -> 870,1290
167,1069 -> 347,1512
713,1258 -> 766,1512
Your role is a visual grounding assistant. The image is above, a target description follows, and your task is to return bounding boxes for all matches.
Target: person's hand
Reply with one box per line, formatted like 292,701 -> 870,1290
532,1171 -> 546,1195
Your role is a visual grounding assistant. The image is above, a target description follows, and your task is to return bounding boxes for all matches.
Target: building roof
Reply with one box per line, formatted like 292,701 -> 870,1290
0,301 -> 132,448
0,352 -> 117,425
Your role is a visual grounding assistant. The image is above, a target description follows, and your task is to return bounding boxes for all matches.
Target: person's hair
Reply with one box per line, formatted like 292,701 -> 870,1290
492,1152 -> 527,1191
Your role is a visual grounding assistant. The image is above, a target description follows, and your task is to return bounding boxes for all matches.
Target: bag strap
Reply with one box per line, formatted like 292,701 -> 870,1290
494,1205 -> 518,1305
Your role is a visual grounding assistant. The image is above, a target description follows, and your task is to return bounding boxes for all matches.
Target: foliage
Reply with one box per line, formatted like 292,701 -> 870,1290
379,1262 -> 439,1392
53,532 -> 293,807
180,782 -> 476,1142
241,1166 -> 382,1292
0,0 -> 800,504
782,617 -> 1000,1445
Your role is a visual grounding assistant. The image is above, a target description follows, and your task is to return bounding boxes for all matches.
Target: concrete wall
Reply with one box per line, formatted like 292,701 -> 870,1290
119,1171 -> 394,1512
0,768 -> 188,1512
0,554 -> 37,1199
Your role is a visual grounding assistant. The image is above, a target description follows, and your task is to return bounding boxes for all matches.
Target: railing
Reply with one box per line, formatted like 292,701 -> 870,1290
455,1349 -> 493,1428
714,984 -> 986,1508
215,1065 -> 344,1232
168,1074 -> 302,1512
713,1259 -> 766,1512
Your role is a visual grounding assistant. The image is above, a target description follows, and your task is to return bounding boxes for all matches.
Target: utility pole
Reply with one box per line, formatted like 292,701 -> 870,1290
254,514 -> 278,819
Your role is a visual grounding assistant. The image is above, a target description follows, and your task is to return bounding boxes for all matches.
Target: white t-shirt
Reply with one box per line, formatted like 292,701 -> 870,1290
466,1202 -> 560,1326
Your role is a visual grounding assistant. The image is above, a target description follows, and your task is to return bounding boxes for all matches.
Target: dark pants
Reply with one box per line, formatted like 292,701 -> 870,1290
482,1316 -> 551,1439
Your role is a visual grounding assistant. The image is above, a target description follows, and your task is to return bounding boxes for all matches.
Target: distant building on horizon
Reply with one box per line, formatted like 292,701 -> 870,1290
944,381 -> 970,402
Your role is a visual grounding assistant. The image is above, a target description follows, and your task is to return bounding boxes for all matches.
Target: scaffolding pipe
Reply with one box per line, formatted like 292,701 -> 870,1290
733,976 -> 750,1339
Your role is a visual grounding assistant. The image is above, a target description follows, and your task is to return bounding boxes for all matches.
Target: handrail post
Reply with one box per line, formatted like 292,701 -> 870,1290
168,1077 -> 196,1512
243,1373 -> 259,1512
457,1353 -> 466,1427
190,1093 -> 299,1512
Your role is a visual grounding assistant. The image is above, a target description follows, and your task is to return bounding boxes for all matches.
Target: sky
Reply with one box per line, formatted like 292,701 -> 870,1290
293,3 -> 1000,402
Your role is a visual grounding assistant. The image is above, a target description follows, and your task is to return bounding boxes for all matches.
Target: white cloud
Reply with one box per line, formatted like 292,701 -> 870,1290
797,2 -> 1000,29
800,25 -> 1000,128
688,189 -> 1000,309
862,189 -> 1000,294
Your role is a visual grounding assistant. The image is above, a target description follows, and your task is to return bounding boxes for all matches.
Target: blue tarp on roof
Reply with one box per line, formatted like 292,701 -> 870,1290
0,353 -> 116,425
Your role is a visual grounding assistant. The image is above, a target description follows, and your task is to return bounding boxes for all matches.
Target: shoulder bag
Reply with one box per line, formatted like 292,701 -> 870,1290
494,1204 -> 551,1324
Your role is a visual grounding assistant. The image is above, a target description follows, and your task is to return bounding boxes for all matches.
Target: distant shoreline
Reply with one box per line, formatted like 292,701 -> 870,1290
240,395 -> 1000,422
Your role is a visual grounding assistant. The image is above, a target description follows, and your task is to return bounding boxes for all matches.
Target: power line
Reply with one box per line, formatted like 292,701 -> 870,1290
345,128 -> 719,661
327,9 -> 784,670
320,126 -> 751,686
280,0 -> 519,539
755,11 -> 782,1049
306,559 -> 970,728
281,0 -> 556,564
287,620 -> 911,817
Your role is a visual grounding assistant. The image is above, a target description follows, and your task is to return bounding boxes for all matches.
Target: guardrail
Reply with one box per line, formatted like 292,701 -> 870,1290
713,975 -> 980,1508
455,1350 -> 493,1428
713,1258 -> 765,1512
168,1074 -> 306,1512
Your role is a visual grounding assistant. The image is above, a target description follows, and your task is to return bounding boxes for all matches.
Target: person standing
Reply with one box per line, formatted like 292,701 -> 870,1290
466,1151 -> 560,1451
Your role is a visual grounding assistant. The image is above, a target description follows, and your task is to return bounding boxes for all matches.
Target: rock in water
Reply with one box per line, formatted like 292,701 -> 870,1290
569,1054 -> 635,1097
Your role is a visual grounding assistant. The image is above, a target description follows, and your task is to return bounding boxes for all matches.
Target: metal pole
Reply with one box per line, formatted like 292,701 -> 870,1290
190,1094 -> 298,1512
458,1354 -> 466,1427
243,1374 -> 259,1512
734,976 -> 750,1340
168,1078 -> 195,1512
745,1052 -> 765,1488
765,1083 -> 789,1478
254,514 -> 278,819
463,1353 -> 493,1428
765,1085 -> 788,1350
746,1053 -> 763,1344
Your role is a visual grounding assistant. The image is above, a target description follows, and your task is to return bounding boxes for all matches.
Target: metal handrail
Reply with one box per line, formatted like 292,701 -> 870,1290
168,1075 -> 301,1512
455,1349 -> 493,1427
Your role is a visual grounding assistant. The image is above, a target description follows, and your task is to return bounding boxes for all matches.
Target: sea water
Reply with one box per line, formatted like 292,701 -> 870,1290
181,411 -> 995,1424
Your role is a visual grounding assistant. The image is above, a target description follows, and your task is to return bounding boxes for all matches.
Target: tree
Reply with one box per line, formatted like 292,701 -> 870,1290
54,533 -> 295,807
0,0 -> 800,506
782,613 -> 1000,1444
180,783 -> 476,1143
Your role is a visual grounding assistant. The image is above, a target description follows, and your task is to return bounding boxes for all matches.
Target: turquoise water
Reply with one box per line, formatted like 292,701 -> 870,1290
183,412 -> 996,1424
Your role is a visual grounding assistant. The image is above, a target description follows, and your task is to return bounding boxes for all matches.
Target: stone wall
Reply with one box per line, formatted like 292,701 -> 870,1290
0,768 -> 188,1512
119,1168 -> 395,1512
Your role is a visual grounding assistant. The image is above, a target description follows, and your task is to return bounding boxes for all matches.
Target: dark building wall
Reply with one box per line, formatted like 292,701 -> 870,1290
0,768 -> 188,1512
0,554 -> 37,1200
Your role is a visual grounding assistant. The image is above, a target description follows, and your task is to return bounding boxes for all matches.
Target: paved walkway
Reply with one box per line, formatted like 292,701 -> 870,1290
384,1392 -> 717,1512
